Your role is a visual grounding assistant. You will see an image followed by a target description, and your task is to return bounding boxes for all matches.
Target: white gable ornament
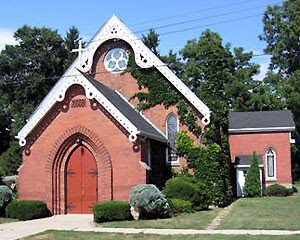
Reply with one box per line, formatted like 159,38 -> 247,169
16,15 -> 211,147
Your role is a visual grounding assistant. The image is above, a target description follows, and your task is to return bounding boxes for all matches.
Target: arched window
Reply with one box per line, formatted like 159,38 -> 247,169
166,114 -> 178,163
266,148 -> 276,180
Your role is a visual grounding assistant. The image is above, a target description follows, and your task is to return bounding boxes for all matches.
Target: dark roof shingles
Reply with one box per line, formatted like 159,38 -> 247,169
81,72 -> 166,142
229,110 -> 295,131
234,155 -> 263,165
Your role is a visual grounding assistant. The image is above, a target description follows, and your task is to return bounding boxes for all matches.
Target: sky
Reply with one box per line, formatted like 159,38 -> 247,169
0,0 -> 283,80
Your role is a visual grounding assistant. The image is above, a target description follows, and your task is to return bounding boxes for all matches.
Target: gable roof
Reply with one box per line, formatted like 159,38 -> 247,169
81,72 -> 166,142
229,110 -> 295,133
16,15 -> 210,146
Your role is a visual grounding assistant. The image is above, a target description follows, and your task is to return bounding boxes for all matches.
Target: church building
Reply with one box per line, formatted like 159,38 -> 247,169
16,16 -> 211,214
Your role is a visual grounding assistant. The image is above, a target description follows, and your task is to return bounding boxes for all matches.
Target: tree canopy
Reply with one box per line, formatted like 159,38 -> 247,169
0,25 -> 81,174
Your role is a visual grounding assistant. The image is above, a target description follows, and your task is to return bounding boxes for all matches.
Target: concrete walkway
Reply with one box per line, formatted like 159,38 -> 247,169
1,215 -> 300,240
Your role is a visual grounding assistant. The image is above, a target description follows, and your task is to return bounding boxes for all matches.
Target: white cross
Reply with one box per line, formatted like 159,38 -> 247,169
71,39 -> 86,68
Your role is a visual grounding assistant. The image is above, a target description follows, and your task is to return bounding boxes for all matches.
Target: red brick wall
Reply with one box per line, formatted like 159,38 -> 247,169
18,85 -> 147,213
91,40 -> 205,166
18,40 -> 206,213
229,132 -> 292,185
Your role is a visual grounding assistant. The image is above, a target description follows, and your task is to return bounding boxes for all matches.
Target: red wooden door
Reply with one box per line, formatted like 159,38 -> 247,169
66,145 -> 98,214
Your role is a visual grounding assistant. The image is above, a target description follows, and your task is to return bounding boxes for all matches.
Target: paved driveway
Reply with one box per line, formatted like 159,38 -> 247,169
0,214 -> 94,240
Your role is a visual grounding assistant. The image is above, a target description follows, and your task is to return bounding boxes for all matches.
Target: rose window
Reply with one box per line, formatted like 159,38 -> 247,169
104,48 -> 129,73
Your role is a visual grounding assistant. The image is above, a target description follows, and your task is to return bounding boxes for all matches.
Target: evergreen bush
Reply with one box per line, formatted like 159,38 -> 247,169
0,185 -> 12,216
93,201 -> 132,223
266,184 -> 289,197
243,152 -> 261,198
5,200 -> 50,220
163,177 -> 210,210
130,184 -> 171,219
168,198 -> 194,215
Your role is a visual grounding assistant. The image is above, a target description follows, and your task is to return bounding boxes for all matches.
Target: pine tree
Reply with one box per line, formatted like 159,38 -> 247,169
243,152 -> 261,198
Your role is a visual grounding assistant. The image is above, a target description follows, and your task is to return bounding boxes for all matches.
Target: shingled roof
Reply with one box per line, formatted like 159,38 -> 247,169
234,155 -> 263,166
81,72 -> 167,142
229,110 -> 295,133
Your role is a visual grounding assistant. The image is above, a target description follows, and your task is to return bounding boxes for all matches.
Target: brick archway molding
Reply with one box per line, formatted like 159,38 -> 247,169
45,125 -> 112,214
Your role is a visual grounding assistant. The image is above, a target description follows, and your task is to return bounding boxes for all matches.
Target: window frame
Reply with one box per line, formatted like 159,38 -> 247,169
266,147 -> 277,181
104,48 -> 129,73
165,113 -> 179,165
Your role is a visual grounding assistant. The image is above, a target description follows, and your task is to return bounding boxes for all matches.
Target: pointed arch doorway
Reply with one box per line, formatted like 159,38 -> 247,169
65,145 -> 98,214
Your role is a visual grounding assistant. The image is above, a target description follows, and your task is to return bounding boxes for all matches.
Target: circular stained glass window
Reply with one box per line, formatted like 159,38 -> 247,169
104,48 -> 129,73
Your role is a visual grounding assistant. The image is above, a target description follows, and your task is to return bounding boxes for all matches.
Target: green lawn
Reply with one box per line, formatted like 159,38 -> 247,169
0,217 -> 18,224
219,183 -> 300,230
97,209 -> 220,230
23,230 -> 300,240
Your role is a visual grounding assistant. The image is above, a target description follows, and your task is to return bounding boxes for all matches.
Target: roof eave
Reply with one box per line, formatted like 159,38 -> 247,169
229,126 -> 295,134
138,131 -> 167,143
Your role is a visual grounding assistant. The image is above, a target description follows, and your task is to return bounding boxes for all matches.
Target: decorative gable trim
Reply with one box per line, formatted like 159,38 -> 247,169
16,15 -> 211,146
77,15 -> 210,124
16,73 -> 140,146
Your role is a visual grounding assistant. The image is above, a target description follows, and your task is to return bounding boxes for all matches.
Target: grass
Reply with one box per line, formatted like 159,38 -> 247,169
97,209 -> 220,230
23,230 -> 300,240
219,183 -> 300,230
0,217 -> 18,224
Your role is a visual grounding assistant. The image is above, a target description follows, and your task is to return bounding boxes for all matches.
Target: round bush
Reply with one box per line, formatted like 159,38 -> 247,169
93,201 -> 132,223
6,200 -> 50,220
163,177 -> 210,210
266,184 -> 289,197
168,198 -> 194,215
0,185 -> 12,216
130,184 -> 171,219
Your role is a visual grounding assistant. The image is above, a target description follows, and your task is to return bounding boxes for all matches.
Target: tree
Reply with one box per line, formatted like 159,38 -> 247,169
0,25 -> 81,175
181,30 -> 261,206
243,152 -> 261,198
260,0 -> 300,180
260,0 -> 300,74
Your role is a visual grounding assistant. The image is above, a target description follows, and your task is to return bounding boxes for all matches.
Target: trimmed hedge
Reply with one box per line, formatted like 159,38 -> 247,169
6,200 -> 50,220
130,184 -> 171,219
265,184 -> 289,197
93,201 -> 132,223
163,177 -> 210,210
168,198 -> 194,215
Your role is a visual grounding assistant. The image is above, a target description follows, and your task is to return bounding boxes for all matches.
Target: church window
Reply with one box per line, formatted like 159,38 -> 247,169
266,148 -> 276,179
166,113 -> 179,163
104,48 -> 128,73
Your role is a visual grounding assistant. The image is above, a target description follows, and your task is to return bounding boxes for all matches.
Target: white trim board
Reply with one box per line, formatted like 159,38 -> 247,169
16,73 -> 140,146
16,15 -> 211,147
229,126 -> 295,134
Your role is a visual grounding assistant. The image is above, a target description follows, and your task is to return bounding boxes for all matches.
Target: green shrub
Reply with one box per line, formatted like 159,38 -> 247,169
243,152 -> 261,198
0,185 -> 12,216
6,200 -> 50,220
130,184 -> 170,219
168,198 -> 194,215
163,177 -> 210,210
266,184 -> 289,197
292,186 -> 298,193
93,201 -> 132,223
287,188 -> 294,196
